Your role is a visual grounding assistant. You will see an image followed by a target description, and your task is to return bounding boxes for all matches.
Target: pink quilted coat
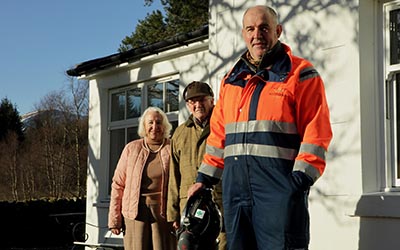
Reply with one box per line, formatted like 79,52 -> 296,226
108,138 -> 171,229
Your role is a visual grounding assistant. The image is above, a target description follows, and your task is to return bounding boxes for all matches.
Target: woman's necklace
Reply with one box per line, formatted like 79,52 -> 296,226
144,137 -> 165,153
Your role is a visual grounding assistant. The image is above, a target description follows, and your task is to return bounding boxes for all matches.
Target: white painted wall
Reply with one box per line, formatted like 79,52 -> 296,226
80,0 -> 400,249
208,0 -> 400,249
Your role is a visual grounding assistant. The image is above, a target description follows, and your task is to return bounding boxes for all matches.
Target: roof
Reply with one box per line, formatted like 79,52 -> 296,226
66,25 -> 209,77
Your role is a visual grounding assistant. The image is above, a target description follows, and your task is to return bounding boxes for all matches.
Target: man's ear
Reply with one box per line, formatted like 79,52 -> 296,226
276,24 -> 283,38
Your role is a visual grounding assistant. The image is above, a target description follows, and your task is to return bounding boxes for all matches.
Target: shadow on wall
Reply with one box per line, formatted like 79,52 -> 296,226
213,1 -> 366,250
92,70 -> 132,245
211,0 -> 359,214
82,0 -> 362,247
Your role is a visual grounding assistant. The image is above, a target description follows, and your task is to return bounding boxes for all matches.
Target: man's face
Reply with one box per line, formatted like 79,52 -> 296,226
242,7 -> 282,60
186,95 -> 214,122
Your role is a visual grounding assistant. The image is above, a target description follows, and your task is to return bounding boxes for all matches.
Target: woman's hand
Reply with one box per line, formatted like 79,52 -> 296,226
111,228 -> 121,235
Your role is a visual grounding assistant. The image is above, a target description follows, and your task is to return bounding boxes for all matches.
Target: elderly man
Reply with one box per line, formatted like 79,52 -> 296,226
167,81 -> 226,250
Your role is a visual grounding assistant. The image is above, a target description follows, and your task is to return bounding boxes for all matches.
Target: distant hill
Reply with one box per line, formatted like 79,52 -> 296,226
21,110 -> 85,131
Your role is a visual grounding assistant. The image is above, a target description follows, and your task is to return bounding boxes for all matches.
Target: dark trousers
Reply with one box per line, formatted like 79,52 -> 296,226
222,160 -> 310,250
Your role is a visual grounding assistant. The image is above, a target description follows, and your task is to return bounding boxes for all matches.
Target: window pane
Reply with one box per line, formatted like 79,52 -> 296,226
390,9 -> 400,65
148,83 -> 164,110
166,80 -> 179,112
111,92 -> 126,121
127,88 -> 141,119
170,120 -> 179,136
127,126 -> 140,143
396,73 -> 400,180
109,128 -> 126,192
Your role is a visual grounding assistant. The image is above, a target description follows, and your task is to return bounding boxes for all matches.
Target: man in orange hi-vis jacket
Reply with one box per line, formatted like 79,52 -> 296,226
188,5 -> 333,250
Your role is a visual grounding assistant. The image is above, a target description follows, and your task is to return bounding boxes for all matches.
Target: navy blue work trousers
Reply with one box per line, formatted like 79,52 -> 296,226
221,158 -> 310,250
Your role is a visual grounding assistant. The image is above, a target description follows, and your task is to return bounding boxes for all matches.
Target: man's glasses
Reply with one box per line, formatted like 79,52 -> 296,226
187,96 -> 211,105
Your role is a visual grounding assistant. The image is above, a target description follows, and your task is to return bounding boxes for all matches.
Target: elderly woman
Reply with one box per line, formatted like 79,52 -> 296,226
108,106 -> 176,250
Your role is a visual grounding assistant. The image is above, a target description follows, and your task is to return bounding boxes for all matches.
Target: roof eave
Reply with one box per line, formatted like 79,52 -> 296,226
67,25 -> 209,77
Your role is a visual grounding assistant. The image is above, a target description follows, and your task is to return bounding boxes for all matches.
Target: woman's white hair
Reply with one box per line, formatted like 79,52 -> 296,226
137,106 -> 172,139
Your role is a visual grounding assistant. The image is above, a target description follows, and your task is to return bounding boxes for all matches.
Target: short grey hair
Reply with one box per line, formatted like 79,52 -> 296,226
137,106 -> 172,139
242,5 -> 279,26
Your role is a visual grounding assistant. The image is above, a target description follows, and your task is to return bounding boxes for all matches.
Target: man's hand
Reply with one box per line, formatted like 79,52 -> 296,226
187,182 -> 205,198
173,221 -> 180,230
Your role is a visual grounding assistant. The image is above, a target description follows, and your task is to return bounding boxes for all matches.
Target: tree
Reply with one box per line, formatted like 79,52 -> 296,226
0,84 -> 88,201
0,98 -> 24,201
164,0 -> 208,35
119,0 -> 208,52
0,98 -> 24,142
0,132 -> 20,201
120,10 -> 168,51
64,76 -> 89,198
28,83 -> 88,199
32,93 -> 68,198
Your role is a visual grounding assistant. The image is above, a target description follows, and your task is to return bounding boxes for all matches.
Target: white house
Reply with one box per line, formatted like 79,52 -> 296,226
67,1 -> 400,249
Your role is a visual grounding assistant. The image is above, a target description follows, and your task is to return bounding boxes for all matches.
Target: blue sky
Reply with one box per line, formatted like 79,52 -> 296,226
1,0 -> 163,115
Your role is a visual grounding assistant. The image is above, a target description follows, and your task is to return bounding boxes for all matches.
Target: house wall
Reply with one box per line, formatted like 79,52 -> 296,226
83,41 -> 210,246
208,0 -> 400,249
80,0 -> 400,249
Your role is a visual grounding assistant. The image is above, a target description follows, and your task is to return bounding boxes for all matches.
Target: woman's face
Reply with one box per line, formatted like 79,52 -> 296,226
144,111 -> 165,142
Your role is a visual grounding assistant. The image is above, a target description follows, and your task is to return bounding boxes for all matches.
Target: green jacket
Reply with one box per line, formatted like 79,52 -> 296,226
167,114 -> 223,223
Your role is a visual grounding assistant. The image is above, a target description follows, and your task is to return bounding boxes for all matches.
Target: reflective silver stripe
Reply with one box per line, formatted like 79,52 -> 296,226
206,144 -> 224,159
225,120 -> 298,135
198,162 -> 223,179
225,143 -> 298,160
299,143 -> 326,161
293,160 -> 321,182
299,67 -> 319,82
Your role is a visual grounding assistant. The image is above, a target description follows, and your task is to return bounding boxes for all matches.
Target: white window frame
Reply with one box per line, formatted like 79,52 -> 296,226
384,1 -> 400,190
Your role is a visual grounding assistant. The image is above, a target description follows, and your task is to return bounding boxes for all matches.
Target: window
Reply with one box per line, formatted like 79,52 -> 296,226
110,87 -> 142,121
385,2 -> 400,188
108,77 -> 179,192
147,80 -> 179,112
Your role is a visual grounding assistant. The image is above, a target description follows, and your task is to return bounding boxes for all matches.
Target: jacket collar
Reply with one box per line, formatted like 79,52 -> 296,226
184,111 -> 213,129
183,114 -> 211,146
226,41 -> 292,85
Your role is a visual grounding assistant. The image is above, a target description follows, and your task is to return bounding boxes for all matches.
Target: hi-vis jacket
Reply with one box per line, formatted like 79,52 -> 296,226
197,41 -> 332,186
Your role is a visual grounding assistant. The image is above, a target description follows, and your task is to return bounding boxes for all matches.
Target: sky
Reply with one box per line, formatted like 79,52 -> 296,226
1,0 -> 163,115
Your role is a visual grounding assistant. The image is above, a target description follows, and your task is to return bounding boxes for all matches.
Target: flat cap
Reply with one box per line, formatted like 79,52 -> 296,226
183,81 -> 214,101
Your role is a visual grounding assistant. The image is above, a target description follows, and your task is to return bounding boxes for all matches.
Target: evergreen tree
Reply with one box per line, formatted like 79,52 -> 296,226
0,98 -> 24,142
120,10 -> 168,51
164,0 -> 208,35
119,0 -> 208,52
